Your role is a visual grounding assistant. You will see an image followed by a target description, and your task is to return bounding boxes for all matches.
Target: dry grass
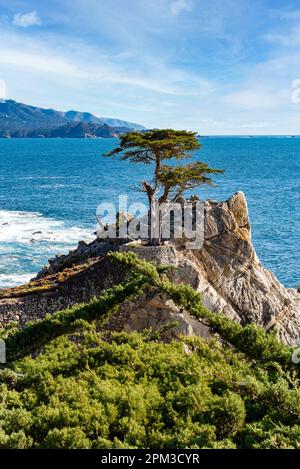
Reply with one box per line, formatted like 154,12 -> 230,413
0,261 -> 97,299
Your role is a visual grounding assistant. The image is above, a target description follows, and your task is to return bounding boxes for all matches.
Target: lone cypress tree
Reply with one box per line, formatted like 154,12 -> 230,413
106,129 -> 223,244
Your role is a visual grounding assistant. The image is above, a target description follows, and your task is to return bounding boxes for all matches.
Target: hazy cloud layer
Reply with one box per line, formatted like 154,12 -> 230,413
0,0 -> 299,134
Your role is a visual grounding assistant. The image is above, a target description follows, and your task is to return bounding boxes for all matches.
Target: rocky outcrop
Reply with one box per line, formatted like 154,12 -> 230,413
123,192 -> 300,344
190,192 -> 300,344
0,191 -> 299,345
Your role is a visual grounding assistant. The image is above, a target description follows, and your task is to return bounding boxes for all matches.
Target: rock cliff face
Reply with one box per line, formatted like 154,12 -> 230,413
0,192 -> 299,345
125,191 -> 300,344
194,192 -> 300,344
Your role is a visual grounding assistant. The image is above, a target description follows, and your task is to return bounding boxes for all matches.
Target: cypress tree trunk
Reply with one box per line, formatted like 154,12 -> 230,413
143,180 -> 160,245
150,196 -> 160,246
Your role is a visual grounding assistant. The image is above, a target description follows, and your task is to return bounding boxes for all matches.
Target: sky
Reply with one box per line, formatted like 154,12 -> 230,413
1,0 -> 300,134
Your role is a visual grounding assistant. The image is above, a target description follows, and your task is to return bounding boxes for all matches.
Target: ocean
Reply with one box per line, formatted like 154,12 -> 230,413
0,137 -> 299,289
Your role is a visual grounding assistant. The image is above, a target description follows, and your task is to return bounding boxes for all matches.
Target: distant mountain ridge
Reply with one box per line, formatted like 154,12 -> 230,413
63,110 -> 144,130
28,122 -> 132,139
0,99 -> 145,138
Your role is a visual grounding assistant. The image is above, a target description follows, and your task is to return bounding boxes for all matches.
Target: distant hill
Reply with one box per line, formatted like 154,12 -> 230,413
0,99 -> 145,138
27,122 -> 131,139
64,110 -> 145,130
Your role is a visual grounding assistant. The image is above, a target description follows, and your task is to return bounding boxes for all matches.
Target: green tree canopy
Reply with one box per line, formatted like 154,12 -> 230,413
106,129 -> 223,203
105,129 -> 223,243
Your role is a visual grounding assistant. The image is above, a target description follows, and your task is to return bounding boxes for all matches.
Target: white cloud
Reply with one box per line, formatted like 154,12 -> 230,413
265,28 -> 300,47
0,47 -> 204,96
0,31 -> 212,98
0,48 -> 86,79
223,86 -> 288,110
170,0 -> 193,16
12,11 -> 41,28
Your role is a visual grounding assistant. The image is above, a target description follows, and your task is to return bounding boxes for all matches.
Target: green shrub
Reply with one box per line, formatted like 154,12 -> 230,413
43,427 -> 92,449
0,328 -> 299,448
0,252 -> 298,449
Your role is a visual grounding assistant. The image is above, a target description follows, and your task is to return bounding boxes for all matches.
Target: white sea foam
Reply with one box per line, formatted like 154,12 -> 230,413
17,176 -> 67,180
0,210 -> 95,288
37,184 -> 70,189
0,210 -> 94,244
0,273 -> 34,288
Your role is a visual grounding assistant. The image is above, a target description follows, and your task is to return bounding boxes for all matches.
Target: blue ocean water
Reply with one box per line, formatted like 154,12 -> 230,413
0,137 -> 299,288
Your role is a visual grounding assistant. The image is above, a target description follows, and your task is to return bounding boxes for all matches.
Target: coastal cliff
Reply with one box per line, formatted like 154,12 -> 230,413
0,191 -> 299,345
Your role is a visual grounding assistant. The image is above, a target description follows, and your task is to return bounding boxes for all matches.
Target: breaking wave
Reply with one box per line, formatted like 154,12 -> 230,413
0,210 -> 94,288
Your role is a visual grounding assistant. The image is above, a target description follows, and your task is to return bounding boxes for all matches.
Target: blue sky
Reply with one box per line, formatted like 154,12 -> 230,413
1,0 -> 300,133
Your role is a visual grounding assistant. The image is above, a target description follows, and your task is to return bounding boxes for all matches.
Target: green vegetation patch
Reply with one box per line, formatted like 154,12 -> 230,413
0,252 -> 299,449
1,328 -> 300,449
